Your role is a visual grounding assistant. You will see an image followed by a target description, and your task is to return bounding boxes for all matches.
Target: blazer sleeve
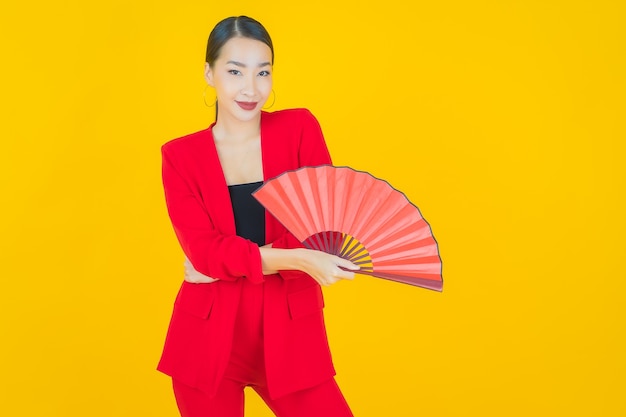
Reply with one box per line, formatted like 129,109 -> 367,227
162,145 -> 264,284
271,109 -> 333,280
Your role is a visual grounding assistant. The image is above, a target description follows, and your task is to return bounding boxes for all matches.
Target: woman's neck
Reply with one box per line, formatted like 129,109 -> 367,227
212,112 -> 261,143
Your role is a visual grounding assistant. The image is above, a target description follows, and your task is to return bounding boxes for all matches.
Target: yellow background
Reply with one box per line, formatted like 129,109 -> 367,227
1,1 -> 624,416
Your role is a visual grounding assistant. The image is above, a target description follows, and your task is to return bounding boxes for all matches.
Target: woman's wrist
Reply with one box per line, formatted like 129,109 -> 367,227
260,247 -> 307,273
289,248 -> 308,271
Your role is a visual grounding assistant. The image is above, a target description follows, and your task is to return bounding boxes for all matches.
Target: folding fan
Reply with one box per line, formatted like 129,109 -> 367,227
253,165 -> 443,291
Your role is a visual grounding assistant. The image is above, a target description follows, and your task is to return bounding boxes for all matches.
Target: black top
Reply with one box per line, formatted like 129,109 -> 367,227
227,181 -> 265,246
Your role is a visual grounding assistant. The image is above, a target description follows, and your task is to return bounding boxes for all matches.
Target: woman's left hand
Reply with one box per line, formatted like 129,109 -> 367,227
184,256 -> 219,284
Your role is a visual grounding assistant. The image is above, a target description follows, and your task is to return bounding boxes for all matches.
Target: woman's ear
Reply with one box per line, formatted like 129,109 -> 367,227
204,62 -> 214,86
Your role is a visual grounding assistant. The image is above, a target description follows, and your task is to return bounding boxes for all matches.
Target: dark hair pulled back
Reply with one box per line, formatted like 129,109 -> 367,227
206,16 -> 274,66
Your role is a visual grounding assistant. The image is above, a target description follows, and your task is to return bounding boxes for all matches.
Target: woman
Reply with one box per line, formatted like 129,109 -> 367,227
158,16 -> 359,417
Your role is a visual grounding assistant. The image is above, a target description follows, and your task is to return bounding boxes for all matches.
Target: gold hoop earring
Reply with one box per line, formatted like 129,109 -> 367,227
263,89 -> 276,110
203,85 -> 216,108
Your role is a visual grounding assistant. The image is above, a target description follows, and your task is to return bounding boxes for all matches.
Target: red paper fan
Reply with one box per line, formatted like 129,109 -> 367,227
253,165 -> 443,291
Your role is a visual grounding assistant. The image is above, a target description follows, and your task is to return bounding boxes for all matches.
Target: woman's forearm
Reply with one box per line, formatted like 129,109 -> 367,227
260,245 -> 358,286
259,246 -> 306,275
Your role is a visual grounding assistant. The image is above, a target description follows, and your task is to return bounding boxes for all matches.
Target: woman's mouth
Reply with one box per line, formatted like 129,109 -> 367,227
236,101 -> 258,111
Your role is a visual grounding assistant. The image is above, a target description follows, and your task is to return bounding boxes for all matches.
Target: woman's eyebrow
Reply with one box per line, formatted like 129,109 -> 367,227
226,60 -> 271,68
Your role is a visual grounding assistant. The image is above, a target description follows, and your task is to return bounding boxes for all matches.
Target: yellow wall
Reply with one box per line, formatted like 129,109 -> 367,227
1,1 -> 624,416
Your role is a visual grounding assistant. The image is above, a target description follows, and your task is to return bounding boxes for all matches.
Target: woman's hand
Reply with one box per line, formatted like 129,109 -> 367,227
184,256 -> 219,284
296,249 -> 360,287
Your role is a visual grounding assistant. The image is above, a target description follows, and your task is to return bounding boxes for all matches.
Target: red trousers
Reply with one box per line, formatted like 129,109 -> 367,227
172,279 -> 353,417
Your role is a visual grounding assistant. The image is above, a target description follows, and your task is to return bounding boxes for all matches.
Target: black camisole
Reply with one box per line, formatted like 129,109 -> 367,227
227,181 -> 266,246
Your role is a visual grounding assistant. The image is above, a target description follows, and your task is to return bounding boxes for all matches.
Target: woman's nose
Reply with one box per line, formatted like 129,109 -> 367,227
240,75 -> 256,96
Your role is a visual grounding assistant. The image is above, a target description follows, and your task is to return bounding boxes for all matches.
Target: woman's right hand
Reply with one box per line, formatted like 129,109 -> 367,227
296,249 -> 360,287
184,256 -> 219,284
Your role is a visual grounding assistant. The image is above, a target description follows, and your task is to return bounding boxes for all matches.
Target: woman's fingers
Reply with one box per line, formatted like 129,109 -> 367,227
336,257 -> 360,271
336,268 -> 356,281
305,252 -> 360,286
183,256 -> 218,283
324,268 -> 354,285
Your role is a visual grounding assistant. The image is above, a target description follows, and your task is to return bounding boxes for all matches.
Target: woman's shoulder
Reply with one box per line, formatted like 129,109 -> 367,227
263,107 -> 318,124
161,126 -> 212,155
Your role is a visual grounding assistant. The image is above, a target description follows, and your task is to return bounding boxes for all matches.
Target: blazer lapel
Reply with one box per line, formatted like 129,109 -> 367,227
260,111 -> 292,243
197,113 -> 280,239
260,111 -> 285,180
196,125 -> 237,236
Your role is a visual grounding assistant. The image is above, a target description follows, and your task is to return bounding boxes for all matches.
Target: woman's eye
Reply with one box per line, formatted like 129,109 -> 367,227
259,70 -> 270,77
228,69 -> 241,75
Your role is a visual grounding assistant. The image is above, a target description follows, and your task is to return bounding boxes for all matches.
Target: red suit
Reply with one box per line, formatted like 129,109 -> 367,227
158,108 -> 338,401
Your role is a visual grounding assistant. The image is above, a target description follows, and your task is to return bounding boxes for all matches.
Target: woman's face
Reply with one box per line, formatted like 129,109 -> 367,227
205,36 -> 273,123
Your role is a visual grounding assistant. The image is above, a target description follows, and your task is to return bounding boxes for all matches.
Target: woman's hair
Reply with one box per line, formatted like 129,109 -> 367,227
206,16 -> 274,66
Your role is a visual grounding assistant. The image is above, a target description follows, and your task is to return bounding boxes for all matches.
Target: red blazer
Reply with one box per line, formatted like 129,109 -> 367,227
157,108 -> 336,399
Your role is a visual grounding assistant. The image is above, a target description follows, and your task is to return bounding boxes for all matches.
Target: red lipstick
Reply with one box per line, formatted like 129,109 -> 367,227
236,101 -> 258,111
